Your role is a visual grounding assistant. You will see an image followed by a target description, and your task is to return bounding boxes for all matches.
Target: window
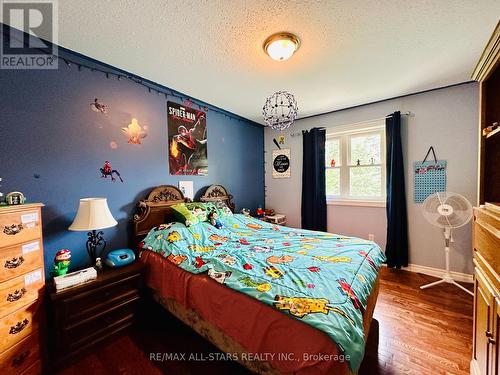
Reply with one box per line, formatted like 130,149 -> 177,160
325,121 -> 386,204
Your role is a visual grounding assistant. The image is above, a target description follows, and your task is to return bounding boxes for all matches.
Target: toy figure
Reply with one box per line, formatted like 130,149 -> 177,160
265,209 -> 275,216
241,208 -> 251,217
121,118 -> 147,144
90,98 -> 108,114
100,161 -> 124,182
256,206 -> 265,218
208,211 -> 223,229
51,249 -> 71,276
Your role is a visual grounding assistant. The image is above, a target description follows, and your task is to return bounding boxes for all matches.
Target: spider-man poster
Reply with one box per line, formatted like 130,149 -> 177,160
167,102 -> 208,175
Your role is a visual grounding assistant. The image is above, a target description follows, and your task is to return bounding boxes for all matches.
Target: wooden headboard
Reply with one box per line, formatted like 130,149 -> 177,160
132,185 -> 188,245
199,184 -> 235,212
132,184 -> 235,245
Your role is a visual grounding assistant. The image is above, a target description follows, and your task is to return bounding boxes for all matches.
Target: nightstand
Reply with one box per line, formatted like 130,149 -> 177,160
47,262 -> 145,369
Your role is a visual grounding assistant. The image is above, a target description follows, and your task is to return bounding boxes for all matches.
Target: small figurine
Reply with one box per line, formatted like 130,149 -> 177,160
241,208 -> 251,217
208,211 -> 223,229
265,209 -> 275,216
95,257 -> 103,270
330,159 -> 336,167
256,206 -> 265,218
6,191 -> 26,205
100,161 -> 124,182
356,159 -> 361,166
51,249 -> 71,276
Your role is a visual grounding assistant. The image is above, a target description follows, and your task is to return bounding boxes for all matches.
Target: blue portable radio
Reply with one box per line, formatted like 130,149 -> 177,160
105,249 -> 135,268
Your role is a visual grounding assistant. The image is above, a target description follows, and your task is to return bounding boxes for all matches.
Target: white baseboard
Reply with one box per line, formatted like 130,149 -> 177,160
470,359 -> 480,375
403,263 -> 473,283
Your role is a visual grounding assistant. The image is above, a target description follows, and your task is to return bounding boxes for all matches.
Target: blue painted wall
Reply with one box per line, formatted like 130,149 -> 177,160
0,50 -> 264,276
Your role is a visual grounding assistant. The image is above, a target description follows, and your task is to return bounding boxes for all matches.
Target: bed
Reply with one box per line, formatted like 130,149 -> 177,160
133,184 -> 383,375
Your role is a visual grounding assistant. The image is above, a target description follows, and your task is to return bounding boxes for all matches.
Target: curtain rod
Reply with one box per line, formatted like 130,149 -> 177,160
289,111 -> 413,137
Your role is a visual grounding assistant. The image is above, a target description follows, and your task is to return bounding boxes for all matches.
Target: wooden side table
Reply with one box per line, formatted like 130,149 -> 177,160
47,262 -> 145,370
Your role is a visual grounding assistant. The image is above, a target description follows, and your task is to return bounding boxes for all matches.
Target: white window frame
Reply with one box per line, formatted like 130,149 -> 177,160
325,120 -> 386,207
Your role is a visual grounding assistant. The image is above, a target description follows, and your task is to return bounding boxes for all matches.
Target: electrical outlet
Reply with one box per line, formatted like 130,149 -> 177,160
368,234 -> 375,241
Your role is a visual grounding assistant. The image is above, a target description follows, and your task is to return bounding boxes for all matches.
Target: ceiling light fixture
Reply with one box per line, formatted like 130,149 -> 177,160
262,91 -> 299,130
263,32 -> 300,61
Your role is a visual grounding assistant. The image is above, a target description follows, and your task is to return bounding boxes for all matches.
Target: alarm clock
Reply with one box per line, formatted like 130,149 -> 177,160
105,249 -> 135,268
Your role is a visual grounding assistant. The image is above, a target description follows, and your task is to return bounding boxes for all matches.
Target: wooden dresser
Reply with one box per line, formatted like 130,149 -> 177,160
47,262 -> 144,370
471,21 -> 500,375
472,204 -> 500,375
0,203 -> 45,375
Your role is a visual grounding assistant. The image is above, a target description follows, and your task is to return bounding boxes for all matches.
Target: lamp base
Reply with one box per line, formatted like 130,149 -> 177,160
86,230 -> 106,264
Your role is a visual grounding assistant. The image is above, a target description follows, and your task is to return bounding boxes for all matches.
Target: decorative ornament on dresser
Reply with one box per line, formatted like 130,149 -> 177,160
51,249 -> 71,276
262,91 -> 298,131
5,191 -> 26,205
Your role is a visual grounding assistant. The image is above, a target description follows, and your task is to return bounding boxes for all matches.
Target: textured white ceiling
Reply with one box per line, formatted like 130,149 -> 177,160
54,1 -> 500,122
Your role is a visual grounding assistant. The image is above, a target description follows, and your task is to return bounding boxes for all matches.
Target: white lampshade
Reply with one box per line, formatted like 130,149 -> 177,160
68,198 -> 117,231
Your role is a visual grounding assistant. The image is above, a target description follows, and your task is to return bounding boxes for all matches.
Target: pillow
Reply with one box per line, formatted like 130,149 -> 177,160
172,202 -> 218,226
171,202 -> 232,226
171,203 -> 202,227
213,200 -> 233,217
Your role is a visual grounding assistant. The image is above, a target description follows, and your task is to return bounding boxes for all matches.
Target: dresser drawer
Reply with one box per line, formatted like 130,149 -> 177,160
62,297 -> 138,352
0,333 -> 39,375
0,240 -> 43,284
20,359 -> 41,375
0,269 -> 44,319
0,209 -> 41,249
0,300 -> 41,354
60,273 -> 141,323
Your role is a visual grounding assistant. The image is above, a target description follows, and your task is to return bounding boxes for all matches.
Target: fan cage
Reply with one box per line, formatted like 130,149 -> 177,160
422,192 -> 473,229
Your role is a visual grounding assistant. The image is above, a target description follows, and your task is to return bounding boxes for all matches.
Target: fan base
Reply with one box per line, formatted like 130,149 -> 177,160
420,275 -> 473,296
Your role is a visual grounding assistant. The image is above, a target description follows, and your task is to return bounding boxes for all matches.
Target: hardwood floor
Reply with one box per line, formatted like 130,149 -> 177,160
55,268 -> 473,375
359,268 -> 473,375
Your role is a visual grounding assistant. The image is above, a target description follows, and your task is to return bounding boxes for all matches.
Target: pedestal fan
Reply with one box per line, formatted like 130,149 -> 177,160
420,192 -> 473,296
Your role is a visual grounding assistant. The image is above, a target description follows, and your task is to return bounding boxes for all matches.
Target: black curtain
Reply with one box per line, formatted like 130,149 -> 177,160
301,128 -> 327,231
385,111 -> 408,268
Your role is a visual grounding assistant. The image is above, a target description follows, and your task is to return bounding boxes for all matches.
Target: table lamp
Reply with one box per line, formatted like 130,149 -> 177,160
68,198 -> 117,264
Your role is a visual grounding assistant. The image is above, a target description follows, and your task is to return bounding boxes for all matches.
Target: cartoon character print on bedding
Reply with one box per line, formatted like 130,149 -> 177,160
141,214 -> 386,372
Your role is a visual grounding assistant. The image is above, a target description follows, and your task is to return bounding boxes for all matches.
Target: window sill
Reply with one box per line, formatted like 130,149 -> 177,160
327,200 -> 386,208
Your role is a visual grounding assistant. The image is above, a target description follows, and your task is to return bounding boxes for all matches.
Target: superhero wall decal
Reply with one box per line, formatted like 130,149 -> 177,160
167,101 -> 208,175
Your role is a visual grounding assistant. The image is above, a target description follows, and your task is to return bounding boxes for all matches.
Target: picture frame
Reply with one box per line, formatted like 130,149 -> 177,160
272,149 -> 291,179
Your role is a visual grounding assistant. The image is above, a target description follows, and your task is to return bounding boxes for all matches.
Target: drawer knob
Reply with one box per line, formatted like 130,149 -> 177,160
9,319 -> 29,335
3,224 -> 24,236
12,350 -> 30,367
7,288 -> 27,302
4,256 -> 25,269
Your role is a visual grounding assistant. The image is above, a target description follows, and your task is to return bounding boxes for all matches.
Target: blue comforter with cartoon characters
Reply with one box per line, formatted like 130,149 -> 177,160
140,214 -> 385,372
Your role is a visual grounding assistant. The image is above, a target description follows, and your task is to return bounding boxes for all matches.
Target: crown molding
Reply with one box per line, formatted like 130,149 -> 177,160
471,21 -> 500,82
